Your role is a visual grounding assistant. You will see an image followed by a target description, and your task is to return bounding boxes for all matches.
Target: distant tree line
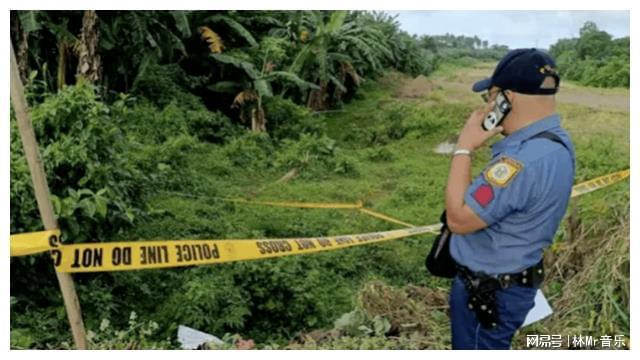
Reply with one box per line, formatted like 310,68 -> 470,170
550,21 -> 629,88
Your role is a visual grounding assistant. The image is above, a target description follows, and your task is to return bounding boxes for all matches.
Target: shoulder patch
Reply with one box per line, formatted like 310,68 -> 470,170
484,156 -> 523,187
472,183 -> 494,207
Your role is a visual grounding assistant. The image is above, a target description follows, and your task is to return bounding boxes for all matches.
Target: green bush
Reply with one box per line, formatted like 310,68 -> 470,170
157,267 -> 252,337
132,63 -> 205,109
121,100 -> 240,145
274,134 -> 342,177
223,132 -> 275,169
10,83 -> 146,241
86,312 -> 173,349
263,96 -> 325,140
364,147 -> 395,162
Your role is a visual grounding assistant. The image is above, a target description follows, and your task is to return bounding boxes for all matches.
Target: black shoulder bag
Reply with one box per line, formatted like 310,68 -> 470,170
425,210 -> 456,278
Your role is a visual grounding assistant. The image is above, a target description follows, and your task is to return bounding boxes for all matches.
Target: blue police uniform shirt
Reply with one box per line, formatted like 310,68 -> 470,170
449,113 -> 576,276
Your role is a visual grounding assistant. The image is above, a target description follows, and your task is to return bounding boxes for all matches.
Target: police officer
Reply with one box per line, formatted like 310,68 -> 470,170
444,48 -> 576,349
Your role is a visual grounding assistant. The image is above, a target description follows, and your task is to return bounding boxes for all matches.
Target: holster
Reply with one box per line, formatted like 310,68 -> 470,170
456,261 -> 544,329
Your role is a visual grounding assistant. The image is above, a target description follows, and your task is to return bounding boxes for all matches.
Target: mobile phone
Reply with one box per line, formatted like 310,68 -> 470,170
482,91 -> 512,131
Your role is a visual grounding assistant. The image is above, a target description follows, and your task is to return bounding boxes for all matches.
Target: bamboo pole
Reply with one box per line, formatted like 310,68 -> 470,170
10,43 -> 88,349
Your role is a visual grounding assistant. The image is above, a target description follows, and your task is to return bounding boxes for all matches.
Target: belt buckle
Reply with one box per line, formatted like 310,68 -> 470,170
498,274 -> 511,289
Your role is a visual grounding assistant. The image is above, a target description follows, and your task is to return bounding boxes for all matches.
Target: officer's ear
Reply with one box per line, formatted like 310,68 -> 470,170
504,90 -> 516,104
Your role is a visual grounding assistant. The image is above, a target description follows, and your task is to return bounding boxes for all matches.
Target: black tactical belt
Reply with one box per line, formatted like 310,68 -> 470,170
455,261 -> 544,329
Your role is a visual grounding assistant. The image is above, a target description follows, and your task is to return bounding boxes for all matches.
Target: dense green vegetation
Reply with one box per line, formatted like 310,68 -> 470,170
550,21 -> 630,88
10,11 -> 629,349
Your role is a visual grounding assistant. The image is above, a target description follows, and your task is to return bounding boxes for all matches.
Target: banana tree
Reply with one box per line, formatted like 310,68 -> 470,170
76,10 -> 101,83
13,10 -> 80,90
98,10 -> 193,92
200,22 -> 319,132
286,11 -> 393,110
207,50 -> 319,132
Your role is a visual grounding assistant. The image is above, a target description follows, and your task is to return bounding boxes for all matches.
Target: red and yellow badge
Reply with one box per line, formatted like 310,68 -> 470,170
483,156 -> 523,187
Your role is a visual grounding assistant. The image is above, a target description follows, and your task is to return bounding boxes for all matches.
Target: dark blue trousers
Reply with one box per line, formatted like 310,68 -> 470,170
450,275 -> 537,349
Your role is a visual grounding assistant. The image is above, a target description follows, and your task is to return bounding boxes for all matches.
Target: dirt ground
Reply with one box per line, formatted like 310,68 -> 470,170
433,63 -> 630,112
556,87 -> 629,112
395,75 -> 435,99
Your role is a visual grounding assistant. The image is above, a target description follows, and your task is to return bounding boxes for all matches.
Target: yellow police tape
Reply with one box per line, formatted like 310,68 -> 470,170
227,198 -> 416,227
48,225 -> 442,273
10,229 -> 61,257
9,169 -> 629,273
358,208 -> 416,228
570,169 -> 630,198
164,190 -> 417,227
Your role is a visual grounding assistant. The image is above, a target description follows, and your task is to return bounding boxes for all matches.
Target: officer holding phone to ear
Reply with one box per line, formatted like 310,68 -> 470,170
443,49 -> 576,349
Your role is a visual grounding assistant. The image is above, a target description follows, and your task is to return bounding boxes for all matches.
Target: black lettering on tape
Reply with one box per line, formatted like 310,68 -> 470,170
176,245 -> 183,262
335,236 -> 354,245
48,235 -> 60,248
142,245 -> 170,264
202,244 -> 211,259
256,240 -> 292,255
317,238 -> 332,247
356,233 -> 384,242
160,246 -> 168,263
211,243 -> 220,259
50,249 -> 62,267
183,245 -> 192,262
141,246 -> 147,265
71,249 -> 80,268
257,242 -> 266,255
295,239 -> 316,250
195,244 -> 204,260
72,248 -> 103,268
123,247 -> 132,265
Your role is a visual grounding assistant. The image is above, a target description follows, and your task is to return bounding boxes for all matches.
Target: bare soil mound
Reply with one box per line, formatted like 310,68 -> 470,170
396,75 -> 435,99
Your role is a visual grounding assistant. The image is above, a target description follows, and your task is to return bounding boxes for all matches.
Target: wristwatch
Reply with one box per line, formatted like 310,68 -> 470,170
453,148 -> 472,157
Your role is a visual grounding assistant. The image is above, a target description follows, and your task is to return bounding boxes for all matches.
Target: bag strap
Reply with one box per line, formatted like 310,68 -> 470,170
530,131 -> 569,153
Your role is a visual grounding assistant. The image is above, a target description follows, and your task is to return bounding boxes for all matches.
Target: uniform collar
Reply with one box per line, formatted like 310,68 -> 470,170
491,113 -> 561,156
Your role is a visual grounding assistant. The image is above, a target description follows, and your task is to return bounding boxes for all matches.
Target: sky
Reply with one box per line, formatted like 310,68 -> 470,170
389,11 -> 630,49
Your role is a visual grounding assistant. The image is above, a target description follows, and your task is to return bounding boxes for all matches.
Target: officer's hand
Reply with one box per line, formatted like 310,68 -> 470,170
456,101 -> 504,151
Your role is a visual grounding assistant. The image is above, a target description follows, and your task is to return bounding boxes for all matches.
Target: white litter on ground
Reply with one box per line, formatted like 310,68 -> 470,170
177,325 -> 224,349
434,141 -> 456,154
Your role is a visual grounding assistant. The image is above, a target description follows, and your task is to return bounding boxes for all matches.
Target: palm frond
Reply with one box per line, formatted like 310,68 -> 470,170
266,71 -> 321,90
171,11 -> 192,38
325,11 -> 347,34
329,74 -> 347,92
209,53 -> 259,79
289,44 -> 312,74
253,79 -> 273,97
207,81 -> 243,94
18,10 -> 42,33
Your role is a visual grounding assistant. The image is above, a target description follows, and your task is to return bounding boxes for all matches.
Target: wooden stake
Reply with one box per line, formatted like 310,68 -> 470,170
10,43 -> 88,349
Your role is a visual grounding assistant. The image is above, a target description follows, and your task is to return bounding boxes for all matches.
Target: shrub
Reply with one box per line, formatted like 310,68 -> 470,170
132,63 -> 205,109
10,83 -> 146,241
223,131 -> 276,169
263,96 -> 325,140
274,134 -> 338,175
